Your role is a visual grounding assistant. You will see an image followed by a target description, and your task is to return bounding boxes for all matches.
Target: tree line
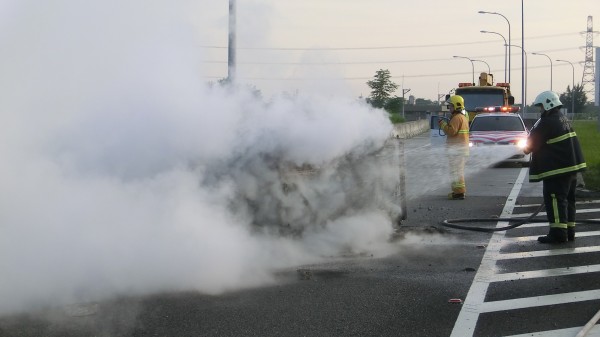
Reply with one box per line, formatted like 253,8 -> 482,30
365,69 -> 597,119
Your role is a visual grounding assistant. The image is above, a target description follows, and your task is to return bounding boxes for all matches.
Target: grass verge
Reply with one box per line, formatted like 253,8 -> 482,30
389,112 -> 405,124
573,120 -> 600,191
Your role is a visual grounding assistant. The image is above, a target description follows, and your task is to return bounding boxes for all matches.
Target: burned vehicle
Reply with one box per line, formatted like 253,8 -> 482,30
205,138 -> 407,236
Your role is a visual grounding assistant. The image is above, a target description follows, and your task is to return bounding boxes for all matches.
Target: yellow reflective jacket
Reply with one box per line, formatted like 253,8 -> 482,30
440,111 -> 469,155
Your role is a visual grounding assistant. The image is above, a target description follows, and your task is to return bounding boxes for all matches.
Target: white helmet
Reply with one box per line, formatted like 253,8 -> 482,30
533,91 -> 562,111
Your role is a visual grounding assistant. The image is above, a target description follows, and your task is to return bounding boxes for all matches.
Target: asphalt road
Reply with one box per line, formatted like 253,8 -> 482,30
1,134 -> 599,337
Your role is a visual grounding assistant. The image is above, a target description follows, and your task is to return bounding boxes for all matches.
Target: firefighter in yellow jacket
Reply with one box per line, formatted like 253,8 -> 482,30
439,95 -> 469,200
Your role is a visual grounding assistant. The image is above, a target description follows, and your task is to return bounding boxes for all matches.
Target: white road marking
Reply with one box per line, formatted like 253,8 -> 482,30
507,208 -> 600,217
496,246 -> 600,260
515,221 -> 600,228
504,324 -> 600,337
479,289 -> 600,313
450,168 -> 600,337
491,264 -> 600,282
502,230 -> 600,242
450,168 -> 528,337
515,200 -> 600,208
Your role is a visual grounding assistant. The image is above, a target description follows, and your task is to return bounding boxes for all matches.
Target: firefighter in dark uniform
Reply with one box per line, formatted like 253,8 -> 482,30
523,91 -> 586,243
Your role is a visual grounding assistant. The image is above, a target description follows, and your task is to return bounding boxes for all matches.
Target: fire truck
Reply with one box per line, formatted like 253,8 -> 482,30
446,72 -> 519,123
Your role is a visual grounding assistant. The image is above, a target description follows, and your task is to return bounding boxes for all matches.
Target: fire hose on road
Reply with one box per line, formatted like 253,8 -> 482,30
441,202 -> 600,232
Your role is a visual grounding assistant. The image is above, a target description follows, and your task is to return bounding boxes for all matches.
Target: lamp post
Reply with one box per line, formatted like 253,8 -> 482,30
453,55 -> 475,85
532,52 -> 553,90
556,59 -> 576,115
472,59 -> 491,76
479,11 -> 511,83
506,44 -> 527,114
521,0 -> 525,113
227,0 -> 236,82
481,30 -> 507,82
402,88 -> 411,119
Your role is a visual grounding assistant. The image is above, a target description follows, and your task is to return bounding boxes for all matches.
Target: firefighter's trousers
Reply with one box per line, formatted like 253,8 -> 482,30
448,155 -> 466,195
542,173 -> 577,230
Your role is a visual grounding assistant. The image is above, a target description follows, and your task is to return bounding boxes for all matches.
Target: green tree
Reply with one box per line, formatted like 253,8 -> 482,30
366,69 -> 399,108
559,84 -> 587,114
384,97 -> 403,114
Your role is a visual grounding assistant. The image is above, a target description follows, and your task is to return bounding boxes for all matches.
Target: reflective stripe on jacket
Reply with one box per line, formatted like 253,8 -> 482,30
441,111 -> 469,156
527,109 -> 586,182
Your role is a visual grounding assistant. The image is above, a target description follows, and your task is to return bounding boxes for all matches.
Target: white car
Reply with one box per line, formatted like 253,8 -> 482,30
469,113 -> 531,166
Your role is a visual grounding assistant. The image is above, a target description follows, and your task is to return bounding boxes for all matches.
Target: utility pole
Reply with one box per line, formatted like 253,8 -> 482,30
227,0 -> 236,82
402,89 -> 410,120
521,0 -> 526,113
582,16 -> 596,103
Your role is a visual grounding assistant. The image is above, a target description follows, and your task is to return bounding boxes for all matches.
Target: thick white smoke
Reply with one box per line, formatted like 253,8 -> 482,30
0,0 -> 397,314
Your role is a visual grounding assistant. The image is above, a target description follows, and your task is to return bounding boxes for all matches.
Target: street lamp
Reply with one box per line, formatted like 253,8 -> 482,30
479,10 -> 511,83
556,59 -> 576,115
532,52 -> 553,90
453,55 -> 475,85
227,0 -> 237,82
506,44 -> 527,114
472,59 -> 491,76
521,0 -> 525,114
481,30 -> 507,82
402,88 -> 411,119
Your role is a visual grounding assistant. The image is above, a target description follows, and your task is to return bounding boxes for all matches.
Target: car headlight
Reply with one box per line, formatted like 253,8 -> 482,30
469,141 -> 474,147
517,139 -> 527,149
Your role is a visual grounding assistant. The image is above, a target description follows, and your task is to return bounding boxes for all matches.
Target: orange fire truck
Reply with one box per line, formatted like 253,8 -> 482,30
446,72 -> 519,123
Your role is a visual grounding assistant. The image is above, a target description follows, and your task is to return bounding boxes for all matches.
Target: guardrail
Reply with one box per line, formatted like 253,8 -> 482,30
392,119 -> 429,139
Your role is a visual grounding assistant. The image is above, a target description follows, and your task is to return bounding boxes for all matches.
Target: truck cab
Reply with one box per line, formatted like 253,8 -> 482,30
450,73 -> 519,123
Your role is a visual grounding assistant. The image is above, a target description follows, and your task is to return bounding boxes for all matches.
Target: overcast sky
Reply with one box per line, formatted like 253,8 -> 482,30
196,0 -> 599,104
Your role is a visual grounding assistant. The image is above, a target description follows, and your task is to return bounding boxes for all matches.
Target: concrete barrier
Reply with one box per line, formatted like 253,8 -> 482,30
391,119 -> 429,139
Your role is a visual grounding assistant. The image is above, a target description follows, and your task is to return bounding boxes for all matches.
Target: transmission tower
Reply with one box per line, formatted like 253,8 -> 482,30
582,16 -> 597,102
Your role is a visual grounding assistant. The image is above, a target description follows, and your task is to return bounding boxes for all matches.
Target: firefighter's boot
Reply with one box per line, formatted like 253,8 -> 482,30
567,224 -> 576,241
537,227 -> 568,244
448,192 -> 465,200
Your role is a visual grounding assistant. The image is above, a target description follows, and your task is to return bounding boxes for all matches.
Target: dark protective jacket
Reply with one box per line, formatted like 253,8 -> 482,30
527,109 -> 586,182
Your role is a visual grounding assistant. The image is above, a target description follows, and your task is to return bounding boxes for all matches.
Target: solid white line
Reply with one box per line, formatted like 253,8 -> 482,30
578,309 -> 600,337
479,289 -> 600,313
504,324 -> 600,337
491,264 -> 600,282
496,246 -> 600,260
450,167 -> 528,337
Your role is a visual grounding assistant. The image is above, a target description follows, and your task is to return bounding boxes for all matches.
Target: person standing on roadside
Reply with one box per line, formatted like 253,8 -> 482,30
439,95 -> 470,200
524,91 -> 586,243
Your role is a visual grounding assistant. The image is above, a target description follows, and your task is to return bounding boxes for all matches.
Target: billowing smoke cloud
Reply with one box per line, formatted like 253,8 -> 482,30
0,0 -> 398,314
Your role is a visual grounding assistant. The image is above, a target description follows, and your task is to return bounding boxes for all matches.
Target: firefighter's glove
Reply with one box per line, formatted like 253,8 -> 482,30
438,120 -> 448,129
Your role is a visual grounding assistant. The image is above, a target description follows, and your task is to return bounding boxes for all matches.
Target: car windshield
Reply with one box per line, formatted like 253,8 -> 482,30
455,90 -> 505,110
470,115 -> 526,132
